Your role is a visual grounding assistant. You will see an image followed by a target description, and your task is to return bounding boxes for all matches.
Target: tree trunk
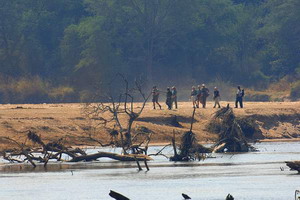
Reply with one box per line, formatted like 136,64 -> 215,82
69,152 -> 152,162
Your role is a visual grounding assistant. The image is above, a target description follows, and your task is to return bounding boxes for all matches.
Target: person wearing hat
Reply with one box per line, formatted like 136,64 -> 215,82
213,87 -> 221,108
171,86 -> 178,109
166,87 -> 172,110
152,86 -> 161,109
200,84 -> 209,108
191,86 -> 198,108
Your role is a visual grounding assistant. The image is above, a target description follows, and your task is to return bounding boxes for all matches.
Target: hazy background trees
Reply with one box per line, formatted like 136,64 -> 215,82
0,0 -> 299,103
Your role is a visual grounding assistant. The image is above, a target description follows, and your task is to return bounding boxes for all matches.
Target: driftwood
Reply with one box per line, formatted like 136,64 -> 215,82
285,161 -> 300,173
1,131 -> 152,168
182,193 -> 191,199
170,131 -> 211,161
226,194 -> 234,200
170,108 -> 211,161
209,105 -> 255,153
109,190 -> 130,200
108,190 -> 233,200
69,152 -> 152,162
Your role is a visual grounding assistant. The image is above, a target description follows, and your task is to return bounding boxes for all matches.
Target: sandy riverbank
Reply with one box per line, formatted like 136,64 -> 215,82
0,101 -> 299,150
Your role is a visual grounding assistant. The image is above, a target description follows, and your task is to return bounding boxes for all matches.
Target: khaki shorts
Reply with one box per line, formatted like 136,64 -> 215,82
191,96 -> 197,101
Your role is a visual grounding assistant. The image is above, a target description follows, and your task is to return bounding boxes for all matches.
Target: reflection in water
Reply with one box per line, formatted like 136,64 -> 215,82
0,142 -> 299,200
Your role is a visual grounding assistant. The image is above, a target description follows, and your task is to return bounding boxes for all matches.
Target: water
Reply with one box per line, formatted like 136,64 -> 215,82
0,142 -> 299,200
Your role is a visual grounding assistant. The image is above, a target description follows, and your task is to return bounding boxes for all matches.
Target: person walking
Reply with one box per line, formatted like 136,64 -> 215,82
213,87 -> 221,108
191,86 -> 198,108
196,85 -> 201,108
152,86 -> 161,109
235,86 -> 244,108
166,87 -> 172,110
200,84 -> 209,108
171,86 -> 178,109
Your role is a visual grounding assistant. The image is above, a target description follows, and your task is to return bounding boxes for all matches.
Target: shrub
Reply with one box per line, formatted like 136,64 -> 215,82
0,76 -> 49,103
14,77 -> 49,103
244,93 -> 271,102
0,75 -> 79,103
49,86 -> 77,102
79,90 -> 94,102
290,81 -> 300,101
249,70 -> 270,89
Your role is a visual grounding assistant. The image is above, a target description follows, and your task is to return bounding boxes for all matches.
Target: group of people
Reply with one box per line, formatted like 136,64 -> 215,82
152,86 -> 178,110
152,85 -> 245,110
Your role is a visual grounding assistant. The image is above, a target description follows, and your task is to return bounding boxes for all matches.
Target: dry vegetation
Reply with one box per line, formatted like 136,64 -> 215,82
0,101 -> 299,151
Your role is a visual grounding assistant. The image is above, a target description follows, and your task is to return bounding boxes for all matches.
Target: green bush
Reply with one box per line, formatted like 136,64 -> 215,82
290,81 -> 300,101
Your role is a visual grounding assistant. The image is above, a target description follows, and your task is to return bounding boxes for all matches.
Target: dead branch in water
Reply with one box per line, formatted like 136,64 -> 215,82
286,161 -> 300,173
69,152 -> 152,162
170,108 -> 211,161
1,130 -> 151,168
109,190 -> 130,200
208,104 -> 256,153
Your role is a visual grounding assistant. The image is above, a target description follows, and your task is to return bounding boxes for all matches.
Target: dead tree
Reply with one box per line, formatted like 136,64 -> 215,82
170,108 -> 211,161
208,105 -> 255,153
82,74 -> 151,154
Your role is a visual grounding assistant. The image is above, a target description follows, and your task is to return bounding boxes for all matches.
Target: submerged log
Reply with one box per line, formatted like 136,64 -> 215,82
170,131 -> 211,161
226,194 -> 234,200
69,152 -> 152,162
285,161 -> 300,173
109,190 -> 130,200
170,107 -> 211,161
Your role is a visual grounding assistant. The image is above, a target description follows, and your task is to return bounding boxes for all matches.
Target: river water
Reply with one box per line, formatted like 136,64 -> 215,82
0,142 -> 299,200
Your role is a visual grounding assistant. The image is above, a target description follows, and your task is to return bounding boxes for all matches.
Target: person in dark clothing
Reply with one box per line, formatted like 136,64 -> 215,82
166,88 -> 172,110
213,87 -> 221,108
191,86 -> 197,108
196,85 -> 201,108
171,86 -> 178,109
235,86 -> 244,108
152,86 -> 161,109
200,84 -> 209,108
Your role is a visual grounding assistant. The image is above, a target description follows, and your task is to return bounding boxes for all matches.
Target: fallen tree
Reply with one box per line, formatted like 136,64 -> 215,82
0,75 -> 155,169
69,152 -> 152,162
1,131 -> 151,168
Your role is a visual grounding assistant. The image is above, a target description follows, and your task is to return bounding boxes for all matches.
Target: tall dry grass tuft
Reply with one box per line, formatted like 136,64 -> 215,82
0,75 -> 77,103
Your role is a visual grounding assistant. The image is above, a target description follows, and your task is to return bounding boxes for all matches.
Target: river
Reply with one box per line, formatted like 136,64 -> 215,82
0,142 -> 299,200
